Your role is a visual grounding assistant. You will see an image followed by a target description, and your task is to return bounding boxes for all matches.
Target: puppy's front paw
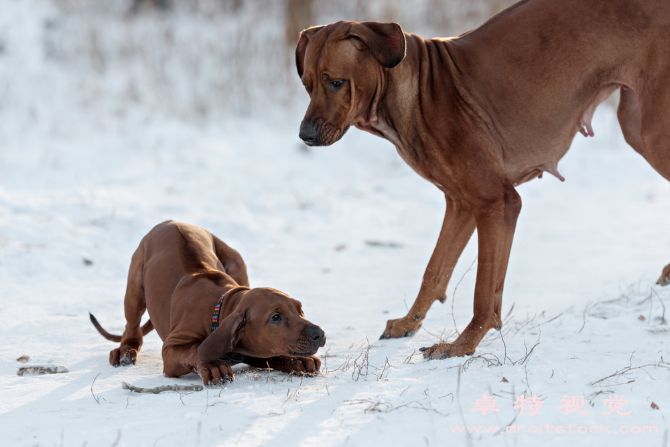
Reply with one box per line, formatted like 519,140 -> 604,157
272,356 -> 321,376
196,359 -> 234,385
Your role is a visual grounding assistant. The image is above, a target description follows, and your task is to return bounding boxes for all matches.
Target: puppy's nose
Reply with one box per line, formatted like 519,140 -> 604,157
307,325 -> 326,346
299,121 -> 318,146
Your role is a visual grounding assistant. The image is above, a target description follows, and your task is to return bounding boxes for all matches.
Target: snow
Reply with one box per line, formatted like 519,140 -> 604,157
1,1 -> 669,446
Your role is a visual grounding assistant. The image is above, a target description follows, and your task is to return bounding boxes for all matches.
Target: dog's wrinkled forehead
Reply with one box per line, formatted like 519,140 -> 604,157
301,23 -> 359,80
240,287 -> 303,318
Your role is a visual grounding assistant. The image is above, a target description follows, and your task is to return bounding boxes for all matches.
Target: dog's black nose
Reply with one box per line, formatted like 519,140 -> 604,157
306,325 -> 325,346
299,121 -> 318,145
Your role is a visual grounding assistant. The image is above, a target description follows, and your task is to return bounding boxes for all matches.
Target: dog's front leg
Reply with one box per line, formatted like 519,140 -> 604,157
162,342 -> 234,385
381,196 -> 476,339
422,183 -> 521,359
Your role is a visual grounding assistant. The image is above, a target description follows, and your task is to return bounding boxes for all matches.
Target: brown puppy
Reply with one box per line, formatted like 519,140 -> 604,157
295,0 -> 670,360
90,221 -> 326,384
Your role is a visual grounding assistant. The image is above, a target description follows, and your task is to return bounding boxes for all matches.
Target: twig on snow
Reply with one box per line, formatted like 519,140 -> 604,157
344,399 -> 444,416
461,353 -> 502,372
456,367 -> 473,447
651,289 -> 667,325
451,257 -> 477,336
529,308 -> 570,330
110,430 -> 121,447
579,301 -> 596,333
589,359 -> 670,387
121,382 -> 203,394
376,357 -> 391,380
17,365 -> 68,376
91,373 -> 101,404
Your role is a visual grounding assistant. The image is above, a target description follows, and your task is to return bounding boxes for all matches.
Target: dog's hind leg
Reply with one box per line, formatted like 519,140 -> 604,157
658,264 -> 670,286
618,86 -> 645,158
110,244 -> 147,366
213,235 -> 249,287
629,82 -> 670,285
381,196 -> 476,339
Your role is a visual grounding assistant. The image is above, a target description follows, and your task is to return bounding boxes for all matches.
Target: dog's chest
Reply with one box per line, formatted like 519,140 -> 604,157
361,121 -> 437,183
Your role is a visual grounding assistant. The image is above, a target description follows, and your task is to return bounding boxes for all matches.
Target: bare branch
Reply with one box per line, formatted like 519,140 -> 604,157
121,382 -> 203,394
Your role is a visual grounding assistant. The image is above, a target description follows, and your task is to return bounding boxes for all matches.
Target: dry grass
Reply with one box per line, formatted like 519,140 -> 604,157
589,353 -> 670,387
344,398 -> 445,416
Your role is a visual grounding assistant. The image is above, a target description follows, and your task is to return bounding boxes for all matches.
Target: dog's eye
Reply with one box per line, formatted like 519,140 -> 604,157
270,314 -> 283,323
328,80 -> 343,92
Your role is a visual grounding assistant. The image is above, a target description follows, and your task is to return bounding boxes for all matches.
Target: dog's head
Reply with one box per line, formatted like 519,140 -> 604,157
198,287 -> 325,362
296,20 -> 406,147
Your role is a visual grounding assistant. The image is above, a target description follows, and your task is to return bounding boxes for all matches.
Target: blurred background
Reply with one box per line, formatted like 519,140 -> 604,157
2,0 -> 518,129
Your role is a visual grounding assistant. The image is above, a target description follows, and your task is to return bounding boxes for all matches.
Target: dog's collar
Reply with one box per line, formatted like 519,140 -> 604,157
210,293 -> 227,332
210,286 -> 248,332
210,287 -> 250,365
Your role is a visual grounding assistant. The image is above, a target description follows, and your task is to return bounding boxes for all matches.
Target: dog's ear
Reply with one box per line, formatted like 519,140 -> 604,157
197,311 -> 245,363
292,299 -> 305,317
347,21 -> 406,69
296,25 -> 325,78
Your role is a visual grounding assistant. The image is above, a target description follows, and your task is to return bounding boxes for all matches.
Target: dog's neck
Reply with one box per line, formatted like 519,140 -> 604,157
216,284 -> 248,321
357,33 -> 483,190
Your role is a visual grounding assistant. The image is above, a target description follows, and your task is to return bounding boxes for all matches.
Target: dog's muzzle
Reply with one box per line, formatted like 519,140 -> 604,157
299,120 -> 319,146
293,324 -> 326,355
306,325 -> 326,348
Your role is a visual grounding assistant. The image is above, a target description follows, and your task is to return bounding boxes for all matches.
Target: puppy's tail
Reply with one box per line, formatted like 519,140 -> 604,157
89,312 -> 154,342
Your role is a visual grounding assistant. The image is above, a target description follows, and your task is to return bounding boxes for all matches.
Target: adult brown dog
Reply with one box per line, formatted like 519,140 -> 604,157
295,0 -> 670,360
90,221 -> 326,384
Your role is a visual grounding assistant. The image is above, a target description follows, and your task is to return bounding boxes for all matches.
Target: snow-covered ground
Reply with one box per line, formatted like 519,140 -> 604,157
1,1 -> 670,446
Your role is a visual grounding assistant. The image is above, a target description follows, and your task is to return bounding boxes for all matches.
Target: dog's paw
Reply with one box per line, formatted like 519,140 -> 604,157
419,342 -> 475,360
272,355 -> 321,376
196,359 -> 234,385
292,355 -> 322,376
657,263 -> 670,286
380,315 -> 422,339
109,346 -> 138,367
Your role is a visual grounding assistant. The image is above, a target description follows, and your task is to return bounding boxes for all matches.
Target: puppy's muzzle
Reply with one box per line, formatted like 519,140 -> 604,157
306,325 -> 326,348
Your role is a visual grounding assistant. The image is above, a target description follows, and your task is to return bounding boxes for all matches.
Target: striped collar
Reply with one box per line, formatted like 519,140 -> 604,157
211,293 -> 228,332
210,286 -> 249,332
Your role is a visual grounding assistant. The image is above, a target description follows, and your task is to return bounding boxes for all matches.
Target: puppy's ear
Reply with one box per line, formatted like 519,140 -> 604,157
347,21 -> 406,69
197,311 -> 245,363
296,25 -> 325,78
292,299 -> 305,317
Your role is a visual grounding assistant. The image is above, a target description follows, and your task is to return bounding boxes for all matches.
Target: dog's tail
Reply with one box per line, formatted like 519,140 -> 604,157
89,312 -> 154,342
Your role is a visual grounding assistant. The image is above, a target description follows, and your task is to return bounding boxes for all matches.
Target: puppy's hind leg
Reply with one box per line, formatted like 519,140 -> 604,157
658,263 -> 670,286
213,235 -> 249,287
110,244 -> 148,367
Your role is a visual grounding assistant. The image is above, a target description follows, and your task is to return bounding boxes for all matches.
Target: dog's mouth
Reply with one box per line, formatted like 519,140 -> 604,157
289,348 -> 318,356
301,119 -> 349,147
289,336 -> 324,356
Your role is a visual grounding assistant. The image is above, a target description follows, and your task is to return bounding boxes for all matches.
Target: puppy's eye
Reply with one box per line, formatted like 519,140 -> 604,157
328,80 -> 343,92
270,314 -> 283,323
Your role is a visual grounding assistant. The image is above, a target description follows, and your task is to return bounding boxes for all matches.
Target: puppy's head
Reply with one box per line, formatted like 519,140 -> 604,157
198,287 -> 325,362
296,21 -> 406,147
